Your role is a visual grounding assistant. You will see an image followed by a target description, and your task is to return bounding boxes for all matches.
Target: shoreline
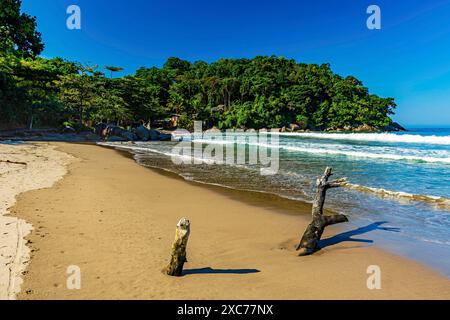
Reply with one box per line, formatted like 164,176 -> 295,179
107,146 -> 315,218
6,142 -> 450,299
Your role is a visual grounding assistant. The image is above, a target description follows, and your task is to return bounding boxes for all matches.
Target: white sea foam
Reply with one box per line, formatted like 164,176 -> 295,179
279,145 -> 450,164
270,132 -> 450,145
345,183 -> 450,210
99,142 -> 218,164
192,139 -> 450,164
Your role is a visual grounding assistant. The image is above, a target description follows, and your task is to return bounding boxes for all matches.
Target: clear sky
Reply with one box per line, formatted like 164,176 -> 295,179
22,0 -> 450,127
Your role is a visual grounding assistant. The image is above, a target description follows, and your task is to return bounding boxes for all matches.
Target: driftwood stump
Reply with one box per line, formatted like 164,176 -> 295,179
296,167 -> 348,256
164,218 -> 191,276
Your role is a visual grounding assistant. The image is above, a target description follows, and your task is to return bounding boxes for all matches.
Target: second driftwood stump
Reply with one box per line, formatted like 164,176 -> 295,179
165,218 -> 191,276
296,167 -> 349,256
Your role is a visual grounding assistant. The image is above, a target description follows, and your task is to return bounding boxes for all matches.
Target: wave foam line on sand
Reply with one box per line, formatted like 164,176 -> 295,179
99,143 -> 218,164
344,183 -> 450,210
0,142 -> 74,300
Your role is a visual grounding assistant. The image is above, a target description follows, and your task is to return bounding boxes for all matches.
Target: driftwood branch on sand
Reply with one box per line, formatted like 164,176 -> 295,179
164,218 -> 191,276
0,160 -> 27,166
296,167 -> 349,256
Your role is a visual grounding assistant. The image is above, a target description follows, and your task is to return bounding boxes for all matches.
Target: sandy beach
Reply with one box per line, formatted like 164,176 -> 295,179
1,142 -> 449,299
0,142 -> 73,299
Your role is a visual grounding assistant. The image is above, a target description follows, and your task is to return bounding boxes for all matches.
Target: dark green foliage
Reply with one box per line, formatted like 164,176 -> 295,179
0,0 -> 44,57
159,56 -> 396,130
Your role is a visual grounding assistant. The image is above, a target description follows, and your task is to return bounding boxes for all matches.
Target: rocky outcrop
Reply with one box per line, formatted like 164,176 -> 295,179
106,135 -> 128,142
324,122 -> 407,133
96,123 -> 173,142
159,133 -> 172,141
133,125 -> 151,141
353,124 -> 379,132
120,130 -> 135,141
384,122 -> 406,132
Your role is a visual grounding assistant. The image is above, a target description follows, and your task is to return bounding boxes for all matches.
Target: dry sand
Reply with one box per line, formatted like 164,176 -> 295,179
0,142 -> 74,300
4,142 -> 450,299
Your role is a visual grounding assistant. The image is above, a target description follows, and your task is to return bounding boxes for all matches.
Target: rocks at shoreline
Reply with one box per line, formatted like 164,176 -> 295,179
2,120 -> 405,143
385,122 -> 407,132
325,122 -> 407,133
198,121 -> 407,134
96,123 -> 173,142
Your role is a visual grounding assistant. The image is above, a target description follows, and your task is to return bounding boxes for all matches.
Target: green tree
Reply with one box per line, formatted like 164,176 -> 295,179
0,0 -> 44,57
56,64 -> 100,127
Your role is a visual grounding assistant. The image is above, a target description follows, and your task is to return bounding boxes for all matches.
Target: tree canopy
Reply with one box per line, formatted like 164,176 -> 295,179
0,0 -> 44,57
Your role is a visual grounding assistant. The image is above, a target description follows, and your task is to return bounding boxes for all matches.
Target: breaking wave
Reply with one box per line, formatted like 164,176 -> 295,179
271,132 -> 450,145
193,139 -> 450,164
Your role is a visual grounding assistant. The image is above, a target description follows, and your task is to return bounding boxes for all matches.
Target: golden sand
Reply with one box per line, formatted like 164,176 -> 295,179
6,142 -> 450,299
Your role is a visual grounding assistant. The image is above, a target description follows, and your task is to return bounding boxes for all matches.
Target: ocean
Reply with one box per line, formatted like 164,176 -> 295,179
102,128 -> 450,277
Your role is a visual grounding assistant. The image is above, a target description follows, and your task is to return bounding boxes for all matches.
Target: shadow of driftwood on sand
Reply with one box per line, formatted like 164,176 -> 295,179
318,221 -> 400,250
183,267 -> 260,276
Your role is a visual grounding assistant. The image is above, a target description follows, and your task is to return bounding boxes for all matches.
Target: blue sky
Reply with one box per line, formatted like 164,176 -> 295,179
22,0 -> 450,127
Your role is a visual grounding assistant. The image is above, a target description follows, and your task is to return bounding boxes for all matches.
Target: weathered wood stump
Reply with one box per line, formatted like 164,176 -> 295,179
164,218 -> 191,276
296,167 -> 349,256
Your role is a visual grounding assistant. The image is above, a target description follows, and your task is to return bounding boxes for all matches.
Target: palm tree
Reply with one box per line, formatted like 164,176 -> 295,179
105,66 -> 124,78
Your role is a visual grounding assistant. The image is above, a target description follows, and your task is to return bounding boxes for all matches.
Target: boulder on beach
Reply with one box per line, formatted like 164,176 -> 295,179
129,126 -> 173,141
159,133 -> 172,141
134,125 -> 151,141
119,130 -> 135,141
149,129 -> 161,140
95,123 -> 107,136
106,135 -> 128,142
